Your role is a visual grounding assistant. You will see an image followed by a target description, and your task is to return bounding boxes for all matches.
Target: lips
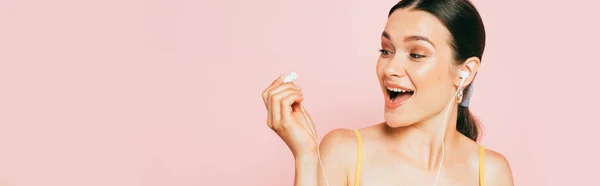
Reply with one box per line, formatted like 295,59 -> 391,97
384,82 -> 414,109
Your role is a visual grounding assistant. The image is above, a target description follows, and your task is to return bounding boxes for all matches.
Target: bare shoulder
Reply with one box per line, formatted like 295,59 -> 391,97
318,128 -> 360,186
319,128 -> 359,155
483,148 -> 514,186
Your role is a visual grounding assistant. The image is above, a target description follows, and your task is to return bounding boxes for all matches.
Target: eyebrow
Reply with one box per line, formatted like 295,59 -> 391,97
381,31 -> 436,48
382,31 -> 392,40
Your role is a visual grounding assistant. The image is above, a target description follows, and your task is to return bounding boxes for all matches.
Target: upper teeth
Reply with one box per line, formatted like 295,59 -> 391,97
387,87 -> 412,93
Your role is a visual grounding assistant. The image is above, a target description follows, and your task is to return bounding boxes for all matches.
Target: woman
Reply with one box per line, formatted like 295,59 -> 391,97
261,0 -> 514,185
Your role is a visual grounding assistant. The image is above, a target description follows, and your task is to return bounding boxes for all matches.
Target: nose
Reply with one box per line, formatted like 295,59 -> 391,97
384,57 -> 407,78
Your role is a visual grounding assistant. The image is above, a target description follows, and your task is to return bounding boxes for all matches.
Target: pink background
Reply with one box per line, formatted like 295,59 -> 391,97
1,0 -> 599,185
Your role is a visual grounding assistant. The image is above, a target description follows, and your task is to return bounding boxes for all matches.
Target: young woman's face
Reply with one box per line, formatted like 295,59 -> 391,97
377,9 -> 462,127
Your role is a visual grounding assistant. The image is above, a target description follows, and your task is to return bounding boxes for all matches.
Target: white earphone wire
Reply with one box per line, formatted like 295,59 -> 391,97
300,104 -> 330,186
433,74 -> 467,186
285,73 -> 330,186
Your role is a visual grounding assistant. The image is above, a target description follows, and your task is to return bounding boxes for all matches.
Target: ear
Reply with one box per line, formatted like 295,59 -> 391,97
455,57 -> 481,89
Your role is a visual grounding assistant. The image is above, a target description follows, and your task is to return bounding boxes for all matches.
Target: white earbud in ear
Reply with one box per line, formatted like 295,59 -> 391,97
458,71 -> 469,89
283,72 -> 297,83
460,71 -> 469,79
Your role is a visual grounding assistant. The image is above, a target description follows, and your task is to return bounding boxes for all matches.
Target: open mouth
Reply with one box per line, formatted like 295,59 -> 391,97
387,87 -> 414,104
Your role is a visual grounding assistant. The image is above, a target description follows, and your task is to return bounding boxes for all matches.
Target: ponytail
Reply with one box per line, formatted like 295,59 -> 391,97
456,106 -> 481,141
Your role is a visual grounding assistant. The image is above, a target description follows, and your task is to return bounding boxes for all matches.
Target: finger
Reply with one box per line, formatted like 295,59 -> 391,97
270,74 -> 286,86
266,107 -> 273,129
270,89 -> 299,130
263,74 -> 284,101
270,82 -> 301,96
265,75 -> 286,128
266,82 -> 300,129
266,82 -> 301,108
262,75 -> 285,106
266,82 -> 299,112
280,91 -> 304,124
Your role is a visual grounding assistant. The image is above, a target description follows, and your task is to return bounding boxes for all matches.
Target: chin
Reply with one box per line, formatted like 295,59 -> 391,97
383,111 -> 415,128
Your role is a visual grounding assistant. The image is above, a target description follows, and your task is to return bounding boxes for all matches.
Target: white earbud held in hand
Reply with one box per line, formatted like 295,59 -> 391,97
283,72 -> 298,83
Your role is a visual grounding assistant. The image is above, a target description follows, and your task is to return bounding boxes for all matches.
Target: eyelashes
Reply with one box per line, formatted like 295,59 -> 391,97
378,49 -> 392,57
379,48 -> 426,59
410,53 -> 425,59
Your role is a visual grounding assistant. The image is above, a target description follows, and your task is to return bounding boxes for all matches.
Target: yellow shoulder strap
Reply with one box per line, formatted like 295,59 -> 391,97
479,145 -> 485,186
354,129 -> 363,186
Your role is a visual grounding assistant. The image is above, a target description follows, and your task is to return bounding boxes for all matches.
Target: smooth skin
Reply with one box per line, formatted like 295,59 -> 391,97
263,8 -> 514,186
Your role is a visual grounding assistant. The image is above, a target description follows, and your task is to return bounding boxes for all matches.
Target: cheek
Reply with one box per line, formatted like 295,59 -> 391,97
407,60 -> 449,105
409,61 -> 443,88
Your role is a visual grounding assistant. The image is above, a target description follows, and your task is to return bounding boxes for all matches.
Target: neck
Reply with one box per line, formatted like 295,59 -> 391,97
384,104 -> 460,171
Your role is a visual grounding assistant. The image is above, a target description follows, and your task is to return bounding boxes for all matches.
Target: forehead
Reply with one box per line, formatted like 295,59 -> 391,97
384,9 -> 451,45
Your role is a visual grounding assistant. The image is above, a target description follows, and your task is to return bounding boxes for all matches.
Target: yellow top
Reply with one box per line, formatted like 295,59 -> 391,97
352,129 -> 486,186
479,145 -> 485,186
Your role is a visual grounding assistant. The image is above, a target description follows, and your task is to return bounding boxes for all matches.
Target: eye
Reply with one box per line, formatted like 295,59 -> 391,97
409,53 -> 426,59
379,49 -> 393,57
